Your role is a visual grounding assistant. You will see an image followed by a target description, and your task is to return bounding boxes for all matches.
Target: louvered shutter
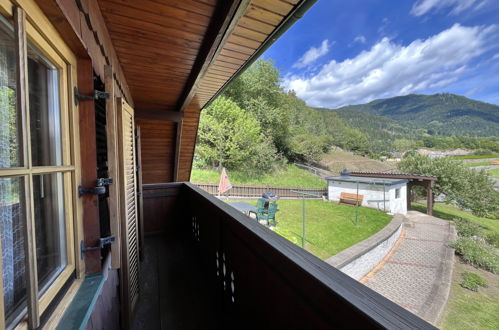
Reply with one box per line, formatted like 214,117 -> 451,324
117,98 -> 139,327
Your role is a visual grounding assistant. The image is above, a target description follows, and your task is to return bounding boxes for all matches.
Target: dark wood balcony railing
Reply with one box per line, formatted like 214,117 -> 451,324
138,182 -> 436,329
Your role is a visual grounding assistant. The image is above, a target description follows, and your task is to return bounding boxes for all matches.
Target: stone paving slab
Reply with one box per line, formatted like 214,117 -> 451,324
363,211 -> 456,325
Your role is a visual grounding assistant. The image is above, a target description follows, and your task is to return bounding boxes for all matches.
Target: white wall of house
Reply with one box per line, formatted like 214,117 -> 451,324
327,181 -> 407,215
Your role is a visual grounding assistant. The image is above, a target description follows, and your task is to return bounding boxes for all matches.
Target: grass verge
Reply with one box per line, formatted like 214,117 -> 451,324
412,203 -> 499,238
439,260 -> 499,330
232,200 -> 391,259
191,164 -> 327,188
465,161 -> 494,167
450,154 -> 499,160
488,168 -> 499,179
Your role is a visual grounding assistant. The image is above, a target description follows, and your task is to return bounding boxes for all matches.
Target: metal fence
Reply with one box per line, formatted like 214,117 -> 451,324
193,183 -> 327,199
293,163 -> 332,179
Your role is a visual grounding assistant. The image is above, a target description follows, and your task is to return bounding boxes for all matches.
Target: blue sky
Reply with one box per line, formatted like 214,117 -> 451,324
263,0 -> 499,108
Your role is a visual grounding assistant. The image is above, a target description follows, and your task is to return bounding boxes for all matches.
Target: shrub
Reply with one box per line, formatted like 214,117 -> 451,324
453,218 -> 482,238
460,271 -> 487,291
449,237 -> 499,273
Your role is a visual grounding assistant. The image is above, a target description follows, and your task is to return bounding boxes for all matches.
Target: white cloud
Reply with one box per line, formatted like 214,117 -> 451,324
411,0 -> 488,16
283,24 -> 496,108
354,35 -> 367,44
492,53 -> 499,60
293,40 -> 330,69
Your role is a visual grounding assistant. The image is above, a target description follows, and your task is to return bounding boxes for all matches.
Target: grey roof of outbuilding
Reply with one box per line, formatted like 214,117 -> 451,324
325,176 -> 408,186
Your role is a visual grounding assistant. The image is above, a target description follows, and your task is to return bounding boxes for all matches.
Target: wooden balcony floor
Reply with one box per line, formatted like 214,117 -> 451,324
131,234 -> 217,329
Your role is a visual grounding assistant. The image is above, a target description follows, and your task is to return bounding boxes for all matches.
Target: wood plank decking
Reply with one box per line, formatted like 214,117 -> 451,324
131,235 -> 217,329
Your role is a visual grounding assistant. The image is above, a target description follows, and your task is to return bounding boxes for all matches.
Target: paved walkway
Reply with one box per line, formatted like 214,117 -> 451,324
361,211 -> 456,325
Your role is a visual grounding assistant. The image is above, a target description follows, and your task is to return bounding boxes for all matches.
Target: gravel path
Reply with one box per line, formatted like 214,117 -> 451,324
362,211 -> 456,325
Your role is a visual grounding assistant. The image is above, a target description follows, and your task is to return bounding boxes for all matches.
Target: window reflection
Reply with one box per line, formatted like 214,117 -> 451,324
0,177 -> 27,323
0,17 -> 22,168
28,46 -> 62,167
33,173 -> 67,292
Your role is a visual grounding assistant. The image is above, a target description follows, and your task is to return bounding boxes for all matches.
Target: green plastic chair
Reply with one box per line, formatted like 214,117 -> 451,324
249,198 -> 266,218
257,202 -> 279,226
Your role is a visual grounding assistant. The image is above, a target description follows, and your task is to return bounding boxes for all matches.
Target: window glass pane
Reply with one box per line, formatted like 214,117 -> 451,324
0,177 -> 27,323
0,18 -> 22,168
28,45 -> 62,166
33,173 -> 67,292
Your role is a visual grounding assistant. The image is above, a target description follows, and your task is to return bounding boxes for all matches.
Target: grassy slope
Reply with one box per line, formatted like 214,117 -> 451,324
318,149 -> 395,174
412,203 -> 499,236
191,164 -> 326,188
439,260 -> 499,330
237,200 -> 392,259
488,168 -> 499,179
412,203 -> 499,329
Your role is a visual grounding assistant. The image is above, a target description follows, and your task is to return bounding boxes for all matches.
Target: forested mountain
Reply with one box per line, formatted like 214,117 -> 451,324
329,93 -> 499,137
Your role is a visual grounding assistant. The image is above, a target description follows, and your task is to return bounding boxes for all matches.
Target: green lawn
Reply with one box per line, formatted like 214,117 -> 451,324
412,203 -> 499,329
439,261 -> 499,330
191,164 -> 327,188
412,203 -> 499,236
465,161 -> 493,167
450,154 -> 499,160
234,200 -> 392,259
488,168 -> 499,179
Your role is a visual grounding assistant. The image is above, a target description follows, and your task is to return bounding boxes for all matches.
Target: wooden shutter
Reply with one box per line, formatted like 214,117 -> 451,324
117,98 -> 139,327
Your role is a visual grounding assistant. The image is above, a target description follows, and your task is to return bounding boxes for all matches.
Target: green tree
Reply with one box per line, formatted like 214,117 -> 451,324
393,138 -> 418,152
398,155 -> 499,217
224,59 -> 292,156
196,96 -> 276,172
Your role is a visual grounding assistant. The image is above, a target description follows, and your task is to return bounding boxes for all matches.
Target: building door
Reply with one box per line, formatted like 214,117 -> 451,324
117,97 -> 139,328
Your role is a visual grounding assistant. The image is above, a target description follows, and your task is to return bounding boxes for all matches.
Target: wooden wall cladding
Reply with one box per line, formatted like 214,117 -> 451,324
136,120 -> 177,184
86,264 -> 120,330
39,0 -> 132,104
142,184 -> 182,235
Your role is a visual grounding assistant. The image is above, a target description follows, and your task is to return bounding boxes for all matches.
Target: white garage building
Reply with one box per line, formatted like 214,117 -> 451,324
326,171 -> 408,215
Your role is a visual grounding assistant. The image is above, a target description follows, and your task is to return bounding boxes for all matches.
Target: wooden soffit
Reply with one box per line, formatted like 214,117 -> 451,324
97,0 -> 305,112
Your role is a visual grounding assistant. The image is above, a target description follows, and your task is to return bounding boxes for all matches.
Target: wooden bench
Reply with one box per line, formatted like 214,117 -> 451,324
339,192 -> 364,206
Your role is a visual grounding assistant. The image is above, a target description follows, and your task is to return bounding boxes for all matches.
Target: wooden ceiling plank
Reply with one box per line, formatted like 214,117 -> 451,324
246,4 -> 284,26
106,22 -> 202,49
227,34 -> 261,49
238,16 -> 276,34
100,11 -> 205,43
102,0 -> 213,27
99,1 -> 209,35
220,48 -> 251,61
252,0 -> 294,16
135,109 -> 183,122
224,41 -> 257,56
177,0 -> 252,112
232,25 -> 267,42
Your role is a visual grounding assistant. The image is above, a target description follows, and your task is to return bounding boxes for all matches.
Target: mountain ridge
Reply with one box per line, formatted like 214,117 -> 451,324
320,93 -> 499,137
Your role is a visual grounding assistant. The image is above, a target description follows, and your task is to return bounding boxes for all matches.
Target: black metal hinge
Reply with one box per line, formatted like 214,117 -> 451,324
80,236 -> 116,259
78,177 -> 113,197
74,87 -> 110,106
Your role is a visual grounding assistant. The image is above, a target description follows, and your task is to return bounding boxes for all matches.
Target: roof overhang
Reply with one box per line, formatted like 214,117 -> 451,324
96,0 -> 318,113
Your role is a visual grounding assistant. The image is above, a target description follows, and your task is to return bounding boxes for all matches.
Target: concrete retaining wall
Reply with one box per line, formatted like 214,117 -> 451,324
326,214 -> 405,280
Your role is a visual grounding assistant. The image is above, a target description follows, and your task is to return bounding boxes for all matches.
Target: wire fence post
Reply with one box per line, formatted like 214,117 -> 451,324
302,196 -> 305,248
383,183 -> 386,212
355,181 -> 359,227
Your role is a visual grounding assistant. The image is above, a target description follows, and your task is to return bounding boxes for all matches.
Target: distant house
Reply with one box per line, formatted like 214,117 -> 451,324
326,171 -> 408,215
